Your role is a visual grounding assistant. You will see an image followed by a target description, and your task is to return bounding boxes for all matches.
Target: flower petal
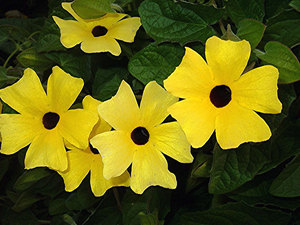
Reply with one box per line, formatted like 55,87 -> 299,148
150,122 -> 193,163
98,81 -> 140,131
25,130 -> 67,171
80,36 -> 121,55
0,68 -> 48,115
90,156 -> 130,197
90,130 -> 134,179
0,114 -> 42,154
205,36 -> 251,84
92,13 -> 127,28
131,147 -> 176,194
231,65 -> 282,114
59,149 -> 92,192
53,16 -> 88,48
82,95 -> 111,136
58,109 -> 98,149
164,47 -> 214,99
215,101 -> 271,149
140,81 -> 178,127
47,66 -> 84,113
168,99 -> 217,148
108,17 -> 141,42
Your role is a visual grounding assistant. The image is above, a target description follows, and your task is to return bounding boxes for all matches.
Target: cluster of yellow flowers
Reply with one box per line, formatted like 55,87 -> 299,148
0,3 -> 282,196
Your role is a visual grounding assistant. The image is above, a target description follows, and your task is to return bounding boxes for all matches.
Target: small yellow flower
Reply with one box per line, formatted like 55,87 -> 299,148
164,36 -> 282,150
0,66 -> 98,171
53,2 -> 141,56
90,81 -> 193,194
59,95 -> 130,197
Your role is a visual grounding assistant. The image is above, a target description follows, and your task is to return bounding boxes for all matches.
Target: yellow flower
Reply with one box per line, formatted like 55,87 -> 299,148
90,81 -> 193,194
53,2 -> 141,56
58,95 -> 130,197
164,36 -> 282,150
0,66 -> 98,171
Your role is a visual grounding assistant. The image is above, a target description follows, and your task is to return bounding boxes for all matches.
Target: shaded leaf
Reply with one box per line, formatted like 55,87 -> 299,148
209,144 -> 267,194
290,0 -> 300,11
254,41 -> 300,84
226,0 -> 265,24
128,42 -> 184,85
171,202 -> 290,225
138,0 -> 221,44
14,168 -> 52,192
270,155 -> 300,197
12,191 -> 41,212
92,67 -> 129,101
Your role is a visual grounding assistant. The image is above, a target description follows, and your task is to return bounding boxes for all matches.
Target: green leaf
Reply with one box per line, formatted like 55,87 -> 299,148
49,198 -> 69,215
14,168 -> 52,192
92,67 -> 129,101
83,206 -> 122,225
270,155 -> 300,197
65,179 -> 98,210
265,0 -> 291,19
12,191 -> 41,212
0,157 -> 9,182
128,42 -> 184,85
45,51 -> 92,81
191,152 -> 212,178
0,207 -> 38,225
139,212 -> 163,225
226,0 -> 265,24
209,144 -> 267,194
260,119 -> 300,173
17,48 -> 54,72
172,202 -> 291,225
290,0 -> 300,11
138,0 -> 222,44
227,170 -> 300,210
254,41 -> 300,84
237,19 -> 265,49
264,19 -> 300,48
71,0 -> 115,19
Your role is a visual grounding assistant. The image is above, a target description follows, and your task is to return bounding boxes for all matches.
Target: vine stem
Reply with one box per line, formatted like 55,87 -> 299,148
3,47 -> 18,68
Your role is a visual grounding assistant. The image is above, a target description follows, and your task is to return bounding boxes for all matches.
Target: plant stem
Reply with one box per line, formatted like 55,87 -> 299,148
3,47 -> 18,68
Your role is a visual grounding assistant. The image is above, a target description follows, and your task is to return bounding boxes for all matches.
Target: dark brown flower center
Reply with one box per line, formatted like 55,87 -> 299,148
89,143 -> 99,154
131,127 -> 149,145
43,112 -> 60,129
92,26 -> 108,37
210,85 -> 232,108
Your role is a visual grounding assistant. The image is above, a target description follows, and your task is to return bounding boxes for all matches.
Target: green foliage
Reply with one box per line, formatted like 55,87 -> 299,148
128,42 -> 184,85
138,0 -> 222,44
0,0 -> 299,224
255,41 -> 300,84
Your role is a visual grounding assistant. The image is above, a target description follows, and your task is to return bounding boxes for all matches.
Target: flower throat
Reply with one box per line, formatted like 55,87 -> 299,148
210,85 -> 232,108
131,127 -> 149,145
92,26 -> 108,37
43,112 -> 60,129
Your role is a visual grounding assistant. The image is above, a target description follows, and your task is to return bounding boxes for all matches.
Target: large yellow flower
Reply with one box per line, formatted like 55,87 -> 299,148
53,2 -> 141,56
59,95 -> 130,197
164,36 -> 282,150
90,81 -> 193,194
0,66 -> 98,171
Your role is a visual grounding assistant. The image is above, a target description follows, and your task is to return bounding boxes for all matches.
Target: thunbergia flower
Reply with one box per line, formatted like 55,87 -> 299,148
90,81 -> 193,194
164,36 -> 282,150
0,66 -> 98,171
53,2 -> 141,56
59,95 -> 130,197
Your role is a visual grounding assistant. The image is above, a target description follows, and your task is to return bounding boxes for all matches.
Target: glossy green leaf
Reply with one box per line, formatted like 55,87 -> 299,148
14,168 -> 52,192
138,0 -> 221,44
128,42 -> 184,85
270,156 -> 300,197
71,0 -> 114,19
226,0 -> 265,24
92,67 -> 129,101
45,51 -> 92,81
172,202 -> 290,225
259,119 -> 300,173
254,41 -> 300,84
237,19 -> 265,49
290,0 -> 300,11
17,48 -> 54,72
209,144 -> 267,194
